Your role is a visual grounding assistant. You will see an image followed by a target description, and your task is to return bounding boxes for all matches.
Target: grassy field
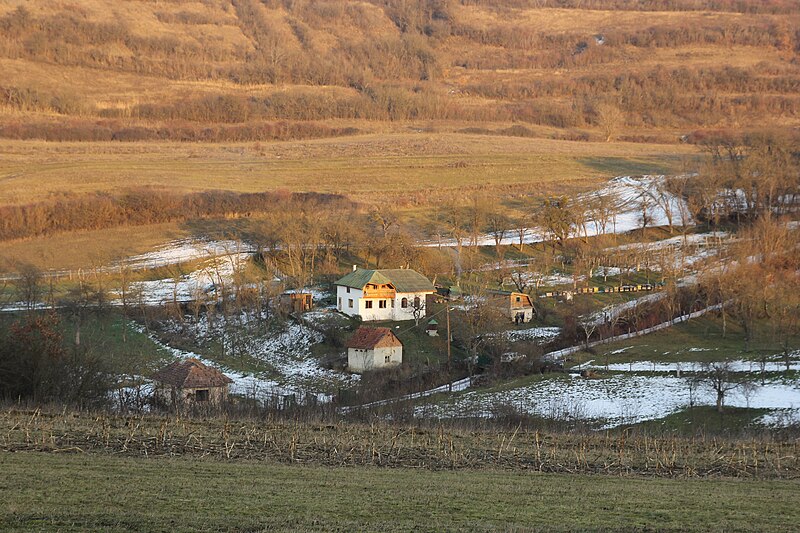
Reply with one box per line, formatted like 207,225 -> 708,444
573,315 -> 797,367
0,222 -> 189,272
0,134 -> 695,205
630,406 -> 772,436
2,450 -> 799,532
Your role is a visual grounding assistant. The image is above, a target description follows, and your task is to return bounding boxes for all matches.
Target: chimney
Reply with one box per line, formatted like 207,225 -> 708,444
352,264 -> 357,272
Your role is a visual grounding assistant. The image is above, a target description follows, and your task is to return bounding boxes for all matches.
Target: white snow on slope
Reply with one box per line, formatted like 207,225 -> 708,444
505,326 -> 562,343
587,357 -> 800,373
119,239 -> 251,270
417,373 -> 800,428
422,175 -> 694,248
164,313 -> 358,393
132,323 -> 294,402
125,252 -> 250,305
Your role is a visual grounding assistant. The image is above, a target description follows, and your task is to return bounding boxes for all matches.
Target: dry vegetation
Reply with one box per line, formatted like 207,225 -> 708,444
2,408 -> 798,478
0,0 -> 797,143
0,0 -> 796,266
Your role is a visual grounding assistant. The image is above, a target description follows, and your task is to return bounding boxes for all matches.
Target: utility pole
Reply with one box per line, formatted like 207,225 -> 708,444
446,300 -> 452,392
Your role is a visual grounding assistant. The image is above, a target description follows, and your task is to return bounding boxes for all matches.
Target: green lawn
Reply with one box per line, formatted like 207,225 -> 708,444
1,451 -> 797,532
575,316 -> 796,366
622,406 -> 771,436
0,311 -> 171,377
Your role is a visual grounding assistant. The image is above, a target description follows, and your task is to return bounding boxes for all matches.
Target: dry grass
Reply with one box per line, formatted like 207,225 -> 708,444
0,133 -> 697,205
0,222 -> 187,272
1,408 -> 798,478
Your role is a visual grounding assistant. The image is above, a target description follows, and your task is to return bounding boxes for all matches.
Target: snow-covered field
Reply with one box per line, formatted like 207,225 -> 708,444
587,290 -> 666,325
416,373 -> 800,428
422,175 -> 694,248
584,355 -> 800,373
505,326 -> 562,343
126,252 -> 251,305
117,239 -> 253,270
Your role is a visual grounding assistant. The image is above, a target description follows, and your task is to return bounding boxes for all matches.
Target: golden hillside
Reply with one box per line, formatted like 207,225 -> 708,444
1,0 -> 799,143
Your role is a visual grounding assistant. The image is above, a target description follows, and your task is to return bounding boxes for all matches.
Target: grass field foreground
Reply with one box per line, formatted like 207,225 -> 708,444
1,451 -> 799,532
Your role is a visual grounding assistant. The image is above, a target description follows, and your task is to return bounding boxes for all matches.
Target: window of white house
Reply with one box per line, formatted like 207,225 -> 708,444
365,300 -> 373,309
348,299 -> 353,308
385,355 -> 390,363
379,300 -> 387,309
401,297 -> 408,308
346,287 -> 350,293
391,300 -> 395,307
414,296 -> 421,308
338,297 -> 342,309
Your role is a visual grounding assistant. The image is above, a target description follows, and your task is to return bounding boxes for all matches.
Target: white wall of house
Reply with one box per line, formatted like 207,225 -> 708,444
348,345 -> 402,373
358,295 -> 395,321
391,292 -> 430,321
337,285 -> 363,317
509,307 -> 535,323
336,285 -> 432,322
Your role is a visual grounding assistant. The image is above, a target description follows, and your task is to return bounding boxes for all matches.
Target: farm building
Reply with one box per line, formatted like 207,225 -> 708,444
426,318 -> 439,337
280,291 -> 313,314
335,267 -> 435,321
152,358 -> 233,407
346,326 -> 403,373
488,290 -> 535,323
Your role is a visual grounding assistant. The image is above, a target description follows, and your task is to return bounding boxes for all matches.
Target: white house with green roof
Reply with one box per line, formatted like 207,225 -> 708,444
335,267 -> 436,321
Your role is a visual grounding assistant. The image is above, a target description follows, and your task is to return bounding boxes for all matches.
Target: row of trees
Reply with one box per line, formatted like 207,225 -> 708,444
0,189 -> 348,241
0,118 -> 359,143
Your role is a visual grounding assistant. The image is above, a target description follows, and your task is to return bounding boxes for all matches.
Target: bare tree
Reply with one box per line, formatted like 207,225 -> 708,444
699,361 -> 742,413
15,263 -> 43,311
595,101 -> 624,142
485,210 -> 511,265
410,295 -> 426,326
538,196 -> 575,252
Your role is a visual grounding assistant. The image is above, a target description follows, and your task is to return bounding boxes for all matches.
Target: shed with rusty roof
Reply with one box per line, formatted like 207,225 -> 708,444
346,326 -> 403,373
152,358 -> 233,406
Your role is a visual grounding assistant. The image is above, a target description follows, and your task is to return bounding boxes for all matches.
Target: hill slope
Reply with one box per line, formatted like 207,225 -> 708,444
1,0 -> 799,143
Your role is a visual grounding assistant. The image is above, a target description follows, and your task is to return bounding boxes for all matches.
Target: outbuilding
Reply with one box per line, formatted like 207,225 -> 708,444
488,290 -> 535,324
280,291 -> 313,314
152,358 -> 233,407
346,326 -> 403,373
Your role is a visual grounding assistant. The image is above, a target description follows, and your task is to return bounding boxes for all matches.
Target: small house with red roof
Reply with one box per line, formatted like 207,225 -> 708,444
346,326 -> 403,373
152,358 -> 233,406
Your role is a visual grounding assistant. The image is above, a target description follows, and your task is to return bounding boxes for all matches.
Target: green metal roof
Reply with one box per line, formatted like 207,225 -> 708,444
335,268 -> 435,293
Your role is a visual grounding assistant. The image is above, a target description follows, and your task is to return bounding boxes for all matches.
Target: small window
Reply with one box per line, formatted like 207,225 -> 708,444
196,389 -> 210,402
385,355 -> 391,363
516,296 -> 521,302
391,299 -> 395,307
348,299 -> 353,308
379,300 -> 387,309
414,296 -> 421,308
338,297 -> 342,309
365,300 -> 373,309
401,297 -> 408,308
346,287 -> 350,293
